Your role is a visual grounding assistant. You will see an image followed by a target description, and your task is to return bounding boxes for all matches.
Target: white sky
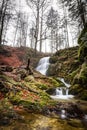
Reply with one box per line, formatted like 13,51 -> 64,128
6,0 -> 77,52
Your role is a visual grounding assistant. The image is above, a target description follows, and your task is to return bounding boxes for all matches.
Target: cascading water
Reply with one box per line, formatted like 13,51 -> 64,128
36,57 -> 74,100
36,57 -> 50,75
51,78 -> 74,100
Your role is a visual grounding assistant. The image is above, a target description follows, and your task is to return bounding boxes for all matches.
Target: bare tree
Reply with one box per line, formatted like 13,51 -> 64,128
13,11 -> 29,47
0,0 -> 9,44
26,0 -> 50,54
0,0 -> 15,45
29,26 -> 36,48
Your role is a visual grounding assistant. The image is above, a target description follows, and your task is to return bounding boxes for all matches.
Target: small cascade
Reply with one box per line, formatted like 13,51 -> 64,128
58,78 -> 70,88
61,110 -> 67,119
66,88 -> 69,95
56,88 -> 63,95
51,78 -> 74,100
36,57 -> 74,100
36,57 -> 50,75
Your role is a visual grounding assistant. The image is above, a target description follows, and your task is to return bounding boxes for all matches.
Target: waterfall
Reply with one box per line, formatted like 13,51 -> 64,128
36,57 -> 74,100
36,57 -> 50,75
56,88 -> 63,95
58,78 -> 70,88
51,78 -> 74,100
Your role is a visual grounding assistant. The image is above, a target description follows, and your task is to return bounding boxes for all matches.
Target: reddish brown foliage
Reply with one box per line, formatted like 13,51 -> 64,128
0,46 -> 26,67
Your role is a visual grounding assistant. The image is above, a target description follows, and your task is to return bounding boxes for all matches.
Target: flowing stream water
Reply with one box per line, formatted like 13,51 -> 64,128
0,57 -> 87,130
50,78 -> 74,100
36,57 -> 74,100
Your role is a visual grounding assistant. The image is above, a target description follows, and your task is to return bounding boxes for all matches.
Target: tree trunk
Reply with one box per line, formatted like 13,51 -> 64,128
77,0 -> 86,28
39,6 -> 43,52
34,1 -> 40,55
0,0 -> 8,45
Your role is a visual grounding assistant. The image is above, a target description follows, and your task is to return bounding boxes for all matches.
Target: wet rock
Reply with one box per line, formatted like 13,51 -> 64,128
0,117 -> 10,126
46,88 -> 56,95
67,119 -> 83,128
42,102 -> 85,120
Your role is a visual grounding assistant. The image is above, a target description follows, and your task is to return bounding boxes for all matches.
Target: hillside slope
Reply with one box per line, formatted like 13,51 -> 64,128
0,45 -> 49,68
48,33 -> 87,100
48,46 -> 79,78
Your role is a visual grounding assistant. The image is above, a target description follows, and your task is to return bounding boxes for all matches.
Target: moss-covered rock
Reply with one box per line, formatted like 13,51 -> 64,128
67,68 -> 80,83
49,56 -> 58,64
0,67 -> 63,113
72,63 -> 87,86
24,75 -> 35,82
69,84 -> 82,95
48,46 -> 79,78
78,44 -> 87,62
70,62 -> 87,100
78,24 -> 87,45
78,25 -> 87,63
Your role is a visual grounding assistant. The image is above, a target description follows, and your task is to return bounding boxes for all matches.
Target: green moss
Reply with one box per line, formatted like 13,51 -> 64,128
47,64 -> 56,76
49,56 -> 58,64
79,75 -> 87,86
0,75 -> 17,85
18,100 -> 37,109
9,92 -> 21,103
78,25 -> 87,63
69,84 -> 82,95
76,63 -> 87,86
78,25 -> 87,45
80,90 -> 87,100
78,44 -> 87,62
39,92 -> 50,101
68,68 -> 80,83
81,67 -> 87,77
36,83 -> 48,90
24,75 -> 35,82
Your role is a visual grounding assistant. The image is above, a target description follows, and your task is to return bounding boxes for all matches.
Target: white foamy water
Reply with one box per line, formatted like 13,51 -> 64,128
36,57 -> 74,100
51,94 -> 74,100
36,57 -> 50,75
51,78 -> 74,100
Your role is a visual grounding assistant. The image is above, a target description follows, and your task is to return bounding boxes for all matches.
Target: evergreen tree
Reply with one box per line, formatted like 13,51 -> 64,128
61,0 -> 87,28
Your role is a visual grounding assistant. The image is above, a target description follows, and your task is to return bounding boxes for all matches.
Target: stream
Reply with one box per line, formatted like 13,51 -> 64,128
0,111 -> 86,130
36,57 -> 74,100
35,56 -> 87,129
1,57 -> 87,130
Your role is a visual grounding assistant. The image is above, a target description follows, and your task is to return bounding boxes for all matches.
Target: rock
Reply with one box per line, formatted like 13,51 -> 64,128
24,75 -> 35,82
16,68 -> 28,79
0,117 -> 10,126
67,119 -> 83,128
0,65 -> 13,72
46,88 -> 56,95
6,66 -> 13,72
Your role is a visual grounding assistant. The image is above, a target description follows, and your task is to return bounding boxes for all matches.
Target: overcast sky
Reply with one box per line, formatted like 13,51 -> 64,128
6,0 -> 77,52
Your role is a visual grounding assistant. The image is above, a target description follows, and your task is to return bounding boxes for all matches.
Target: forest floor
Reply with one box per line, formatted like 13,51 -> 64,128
0,45 -> 50,68
0,45 -> 87,129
